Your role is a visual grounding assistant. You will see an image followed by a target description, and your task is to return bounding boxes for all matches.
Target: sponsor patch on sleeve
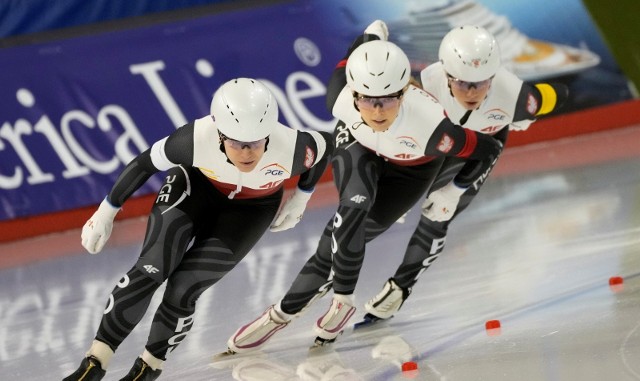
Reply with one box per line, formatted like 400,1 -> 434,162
437,133 -> 454,153
304,146 -> 315,168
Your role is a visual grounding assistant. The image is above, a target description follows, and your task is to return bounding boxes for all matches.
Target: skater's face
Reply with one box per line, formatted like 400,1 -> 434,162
447,74 -> 492,110
220,133 -> 267,172
354,89 -> 405,132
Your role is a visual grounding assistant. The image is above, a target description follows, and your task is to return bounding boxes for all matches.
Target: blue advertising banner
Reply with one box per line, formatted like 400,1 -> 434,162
0,0 -> 237,38
0,0 -> 631,221
0,2 -> 340,220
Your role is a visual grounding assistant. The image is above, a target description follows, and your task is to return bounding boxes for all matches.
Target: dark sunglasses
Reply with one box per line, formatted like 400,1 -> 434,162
447,74 -> 493,91
219,132 -> 268,150
354,91 -> 404,111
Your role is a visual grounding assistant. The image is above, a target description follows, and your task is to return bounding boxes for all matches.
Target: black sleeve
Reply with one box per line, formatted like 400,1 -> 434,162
514,82 -> 569,121
292,131 -> 334,191
106,150 -> 158,207
106,122 -> 195,207
326,33 -> 382,112
163,122 -> 195,166
425,118 -> 502,188
425,118 -> 501,161
454,127 -> 508,189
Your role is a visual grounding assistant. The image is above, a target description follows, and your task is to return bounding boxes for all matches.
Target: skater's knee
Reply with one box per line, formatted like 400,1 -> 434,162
162,281 -> 200,310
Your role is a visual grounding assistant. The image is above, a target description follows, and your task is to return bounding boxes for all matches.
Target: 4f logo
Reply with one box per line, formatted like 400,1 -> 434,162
260,180 -> 284,189
144,265 -> 159,274
395,153 -> 417,160
350,195 -> 366,204
481,125 -> 502,133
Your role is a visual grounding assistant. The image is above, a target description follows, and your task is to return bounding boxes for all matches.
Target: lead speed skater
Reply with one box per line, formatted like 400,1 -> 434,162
62,78 -> 333,381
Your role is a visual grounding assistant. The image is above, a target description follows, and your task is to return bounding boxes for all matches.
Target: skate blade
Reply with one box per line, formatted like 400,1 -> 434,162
211,348 -> 259,367
353,313 -> 392,330
309,332 -> 342,350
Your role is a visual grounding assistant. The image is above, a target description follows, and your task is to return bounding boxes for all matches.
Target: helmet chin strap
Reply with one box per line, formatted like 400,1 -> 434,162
219,139 -> 234,165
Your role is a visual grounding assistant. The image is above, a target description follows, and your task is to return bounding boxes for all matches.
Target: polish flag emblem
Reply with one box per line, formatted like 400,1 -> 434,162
304,146 -> 315,168
527,93 -> 538,115
437,134 -> 454,153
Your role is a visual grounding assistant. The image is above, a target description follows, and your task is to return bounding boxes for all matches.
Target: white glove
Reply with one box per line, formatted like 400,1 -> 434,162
364,20 -> 389,41
509,119 -> 534,131
81,198 -> 120,254
270,188 -> 313,232
422,181 -> 467,222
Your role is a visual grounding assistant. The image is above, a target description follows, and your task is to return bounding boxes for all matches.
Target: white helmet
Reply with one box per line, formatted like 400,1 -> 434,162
346,40 -> 411,96
210,78 -> 278,141
439,26 -> 501,82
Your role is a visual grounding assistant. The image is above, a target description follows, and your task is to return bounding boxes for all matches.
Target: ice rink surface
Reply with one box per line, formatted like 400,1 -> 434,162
2,125 -> 640,380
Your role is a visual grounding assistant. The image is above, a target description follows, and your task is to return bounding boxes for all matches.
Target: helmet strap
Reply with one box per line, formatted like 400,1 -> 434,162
352,91 -> 360,111
218,139 -> 234,165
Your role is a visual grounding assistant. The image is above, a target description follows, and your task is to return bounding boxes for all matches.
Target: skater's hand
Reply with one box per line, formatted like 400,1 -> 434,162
364,20 -> 389,41
81,198 -> 120,254
270,188 -> 313,232
422,182 -> 466,222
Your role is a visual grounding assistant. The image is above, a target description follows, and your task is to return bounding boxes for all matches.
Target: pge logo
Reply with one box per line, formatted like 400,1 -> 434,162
400,139 -> 417,149
398,136 -> 419,150
487,113 -> 506,121
266,169 -> 284,176
335,121 -> 351,147
261,163 -> 290,177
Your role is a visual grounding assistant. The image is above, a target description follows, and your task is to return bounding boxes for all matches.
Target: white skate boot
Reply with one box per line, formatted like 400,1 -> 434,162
313,294 -> 356,346
227,305 -> 290,354
364,278 -> 410,320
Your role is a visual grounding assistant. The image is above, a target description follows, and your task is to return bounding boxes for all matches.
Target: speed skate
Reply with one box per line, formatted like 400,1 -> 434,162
353,313 -> 392,330
309,332 -> 342,350
211,348 -> 254,363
